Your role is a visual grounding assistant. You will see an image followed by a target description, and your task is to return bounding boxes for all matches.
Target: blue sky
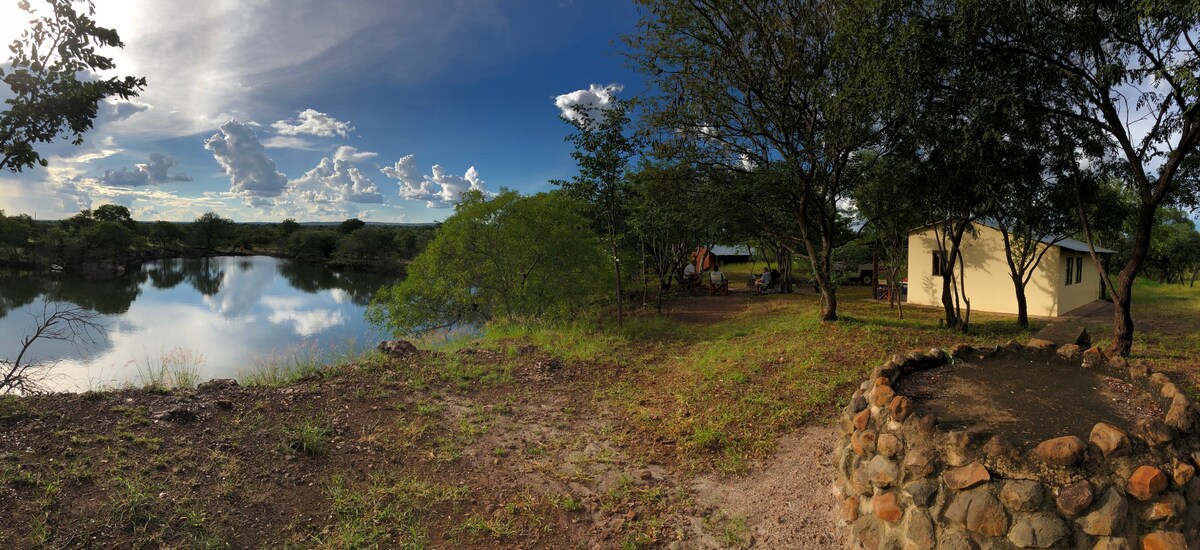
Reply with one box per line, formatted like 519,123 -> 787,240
0,0 -> 645,223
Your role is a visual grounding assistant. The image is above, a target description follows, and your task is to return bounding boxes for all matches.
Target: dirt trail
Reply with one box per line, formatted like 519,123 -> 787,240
679,426 -> 849,549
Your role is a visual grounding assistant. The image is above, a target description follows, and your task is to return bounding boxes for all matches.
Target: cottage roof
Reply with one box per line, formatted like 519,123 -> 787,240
908,221 -> 1116,254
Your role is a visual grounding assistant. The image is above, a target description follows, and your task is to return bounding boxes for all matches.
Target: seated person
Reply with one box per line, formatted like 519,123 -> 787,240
756,267 -> 773,294
709,266 -> 729,294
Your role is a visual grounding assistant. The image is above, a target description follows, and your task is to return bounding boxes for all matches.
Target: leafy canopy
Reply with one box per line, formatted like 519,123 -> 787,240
368,190 -> 608,336
1,0 -> 146,172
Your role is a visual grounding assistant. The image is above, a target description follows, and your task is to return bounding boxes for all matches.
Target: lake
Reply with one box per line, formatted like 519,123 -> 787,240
0,256 -> 396,392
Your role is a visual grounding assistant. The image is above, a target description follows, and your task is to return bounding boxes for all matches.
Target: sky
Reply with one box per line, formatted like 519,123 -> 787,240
0,0 -> 646,223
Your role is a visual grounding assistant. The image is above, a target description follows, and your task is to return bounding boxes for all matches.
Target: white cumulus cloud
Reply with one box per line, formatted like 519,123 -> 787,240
289,155 -> 384,206
380,155 -> 487,208
203,120 -> 289,198
271,109 -> 353,137
100,153 -> 193,187
554,83 -> 622,124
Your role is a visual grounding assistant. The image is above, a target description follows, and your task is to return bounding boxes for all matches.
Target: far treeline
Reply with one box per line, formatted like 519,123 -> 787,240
0,205 -> 436,276
370,0 -> 1200,360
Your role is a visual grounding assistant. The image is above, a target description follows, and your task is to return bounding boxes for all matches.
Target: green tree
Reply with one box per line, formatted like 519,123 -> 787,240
286,230 -> 340,263
984,0 -> 1200,355
368,190 -> 607,336
1,0 -> 146,172
148,221 -> 184,247
331,227 -> 396,271
554,98 -> 640,327
92,204 -> 134,228
1147,209 -> 1200,284
191,212 -> 233,250
628,0 -> 890,321
338,218 -> 366,235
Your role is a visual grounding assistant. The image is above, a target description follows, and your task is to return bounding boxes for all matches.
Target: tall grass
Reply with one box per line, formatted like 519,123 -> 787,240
238,338 -> 384,387
134,346 -> 206,390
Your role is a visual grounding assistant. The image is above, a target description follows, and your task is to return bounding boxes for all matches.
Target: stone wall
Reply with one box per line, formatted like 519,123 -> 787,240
834,341 -> 1200,550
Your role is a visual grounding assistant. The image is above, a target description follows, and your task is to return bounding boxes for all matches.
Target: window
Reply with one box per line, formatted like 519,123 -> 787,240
932,251 -> 945,277
1065,255 -> 1074,286
1076,257 -> 1083,284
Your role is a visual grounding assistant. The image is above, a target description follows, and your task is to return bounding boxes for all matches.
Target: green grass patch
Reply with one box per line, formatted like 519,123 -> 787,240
283,416 -> 332,457
316,474 -> 470,549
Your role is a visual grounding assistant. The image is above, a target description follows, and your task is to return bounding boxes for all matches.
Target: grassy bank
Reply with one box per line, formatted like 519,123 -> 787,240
1,278 -> 1195,548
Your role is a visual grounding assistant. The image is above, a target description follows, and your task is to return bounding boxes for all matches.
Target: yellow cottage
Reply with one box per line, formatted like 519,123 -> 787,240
906,222 -> 1115,317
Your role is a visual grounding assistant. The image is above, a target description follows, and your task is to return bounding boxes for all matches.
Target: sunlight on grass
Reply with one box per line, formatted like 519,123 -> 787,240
134,346 -> 206,390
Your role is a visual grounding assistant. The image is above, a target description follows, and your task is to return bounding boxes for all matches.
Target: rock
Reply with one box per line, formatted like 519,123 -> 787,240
1091,422 -> 1132,459
1129,465 -> 1168,501
943,461 -> 991,490
871,385 -> 896,407
872,492 -> 902,523
904,448 -> 937,478
1000,480 -> 1044,512
1092,537 -> 1131,550
1056,344 -> 1084,361
854,409 -> 871,431
985,434 -> 1019,459
852,467 -> 873,495
945,488 -> 1008,537
905,508 -> 935,550
867,455 -> 899,487
841,496 -> 860,522
1028,338 -> 1056,351
1008,513 -> 1069,548
1056,480 -> 1094,517
1129,361 -> 1150,379
1082,346 -> 1106,368
1160,382 -> 1180,400
878,433 -> 901,458
853,515 -> 883,548
1033,323 -> 1090,347
1165,394 -> 1198,433
378,339 -> 418,357
1137,419 -> 1175,446
1033,436 -> 1088,467
1171,458 -> 1195,486
1149,372 -> 1171,389
839,415 -> 855,435
1079,487 -> 1128,536
151,404 -> 197,422
850,395 -> 868,414
197,378 -> 238,390
1108,356 -> 1129,371
947,430 -> 971,449
888,395 -> 913,422
936,528 -> 976,550
1140,493 -> 1185,522
1140,531 -> 1187,550
915,414 -> 938,435
904,480 -> 937,507
949,343 -> 974,358
854,430 -> 877,456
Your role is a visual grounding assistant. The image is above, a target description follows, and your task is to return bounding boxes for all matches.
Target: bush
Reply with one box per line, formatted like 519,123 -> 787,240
368,190 -> 608,335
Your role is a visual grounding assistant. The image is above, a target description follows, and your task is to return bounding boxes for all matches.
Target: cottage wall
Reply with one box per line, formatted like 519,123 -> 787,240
906,225 -> 1088,317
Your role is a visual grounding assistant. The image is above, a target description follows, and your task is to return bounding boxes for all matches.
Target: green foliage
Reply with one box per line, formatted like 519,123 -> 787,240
338,217 -> 366,234
330,227 -> 396,270
1,0 -> 146,172
285,229 -> 340,263
369,190 -> 608,336
148,221 -> 185,247
191,212 -> 234,250
92,204 -> 134,227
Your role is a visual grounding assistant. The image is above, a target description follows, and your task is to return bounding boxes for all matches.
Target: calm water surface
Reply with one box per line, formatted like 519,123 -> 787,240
0,256 -> 396,391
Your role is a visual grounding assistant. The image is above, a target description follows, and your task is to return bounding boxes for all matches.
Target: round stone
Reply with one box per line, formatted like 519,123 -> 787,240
1007,513 -> 1068,548
877,433 -> 901,458
1056,479 -> 1094,517
944,488 -> 1008,537
1000,480 -> 1044,512
943,461 -> 990,490
1079,487 -> 1128,536
871,491 -> 902,523
1140,531 -> 1187,550
1033,435 -> 1087,467
1090,422 -> 1132,459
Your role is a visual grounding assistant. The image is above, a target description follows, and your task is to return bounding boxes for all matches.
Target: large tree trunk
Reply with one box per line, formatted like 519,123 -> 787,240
1013,278 -> 1029,329
816,272 -> 838,321
1109,203 -> 1156,356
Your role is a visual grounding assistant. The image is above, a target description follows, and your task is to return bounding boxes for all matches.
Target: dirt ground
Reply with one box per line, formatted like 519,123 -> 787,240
0,296 -> 850,549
